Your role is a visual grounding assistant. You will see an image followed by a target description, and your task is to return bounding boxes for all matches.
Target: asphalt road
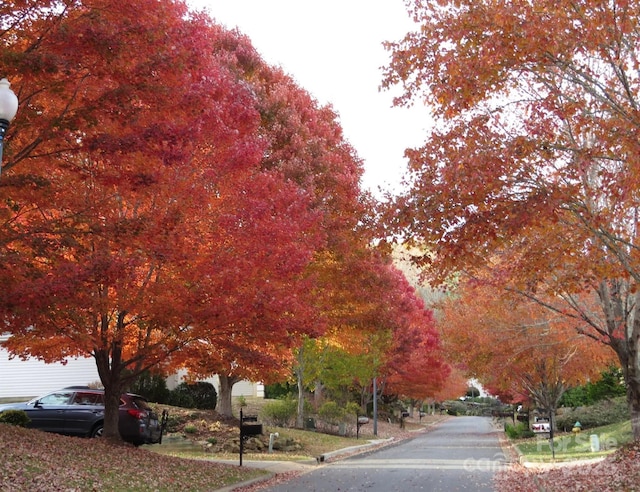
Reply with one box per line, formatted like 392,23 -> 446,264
261,416 -> 506,492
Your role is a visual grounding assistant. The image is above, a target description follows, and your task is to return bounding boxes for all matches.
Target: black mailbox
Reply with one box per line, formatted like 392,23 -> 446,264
240,412 -> 262,437
241,422 -> 263,436
239,409 -> 263,466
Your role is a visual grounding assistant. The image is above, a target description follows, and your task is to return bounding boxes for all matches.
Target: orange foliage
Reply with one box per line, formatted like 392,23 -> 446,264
439,280 -> 616,405
430,367 -> 469,402
382,0 -> 640,436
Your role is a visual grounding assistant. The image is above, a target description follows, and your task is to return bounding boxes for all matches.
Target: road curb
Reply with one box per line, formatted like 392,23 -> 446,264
214,419 -> 449,491
213,439 -> 391,492
318,438 -> 394,462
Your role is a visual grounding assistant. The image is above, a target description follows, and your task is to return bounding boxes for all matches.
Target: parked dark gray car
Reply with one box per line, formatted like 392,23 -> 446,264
0,386 -> 165,445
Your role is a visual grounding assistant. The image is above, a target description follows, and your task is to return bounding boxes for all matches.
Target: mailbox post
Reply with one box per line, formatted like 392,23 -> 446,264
356,416 -> 369,439
239,408 -> 262,466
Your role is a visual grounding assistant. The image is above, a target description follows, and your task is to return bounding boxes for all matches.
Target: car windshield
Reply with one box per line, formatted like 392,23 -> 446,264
36,391 -> 74,405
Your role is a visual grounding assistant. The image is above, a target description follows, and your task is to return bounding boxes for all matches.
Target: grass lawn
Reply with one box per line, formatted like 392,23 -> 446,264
513,420 -> 632,462
151,420 -> 427,462
153,426 -> 363,461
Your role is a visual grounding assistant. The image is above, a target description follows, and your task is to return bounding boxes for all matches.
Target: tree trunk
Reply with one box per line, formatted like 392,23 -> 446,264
217,374 -> 239,418
94,343 -> 124,442
627,309 -> 640,440
599,282 -> 640,440
628,383 -> 640,440
313,379 -> 324,409
360,385 -> 369,412
102,381 -> 122,441
295,346 -> 305,429
613,332 -> 640,440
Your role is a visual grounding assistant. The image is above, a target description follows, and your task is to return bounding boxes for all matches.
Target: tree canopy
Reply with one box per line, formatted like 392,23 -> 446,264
0,0 -> 450,441
383,0 -> 640,439
438,279 -> 615,411
0,0 -> 356,438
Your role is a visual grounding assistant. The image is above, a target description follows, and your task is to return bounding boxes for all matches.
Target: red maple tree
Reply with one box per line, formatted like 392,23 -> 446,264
0,1 -> 319,440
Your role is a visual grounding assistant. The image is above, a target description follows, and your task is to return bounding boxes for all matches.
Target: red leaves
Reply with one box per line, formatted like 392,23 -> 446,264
0,423 -> 263,491
0,1 -> 330,401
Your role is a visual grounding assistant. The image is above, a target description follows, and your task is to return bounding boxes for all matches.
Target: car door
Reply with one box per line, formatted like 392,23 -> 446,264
63,391 -> 104,436
26,390 -> 75,433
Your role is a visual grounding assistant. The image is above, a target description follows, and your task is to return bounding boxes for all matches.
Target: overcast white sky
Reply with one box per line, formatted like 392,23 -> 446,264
186,0 -> 428,196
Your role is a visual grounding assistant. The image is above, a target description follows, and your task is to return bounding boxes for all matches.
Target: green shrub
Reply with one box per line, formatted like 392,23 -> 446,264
264,382 -> 297,399
560,368 -> 627,407
168,382 -> 217,410
345,402 -> 361,416
184,424 -> 197,434
444,400 -> 468,416
260,398 -> 297,426
318,401 -> 345,426
129,372 -> 170,403
0,410 -> 31,427
556,396 -> 628,431
505,421 -> 534,439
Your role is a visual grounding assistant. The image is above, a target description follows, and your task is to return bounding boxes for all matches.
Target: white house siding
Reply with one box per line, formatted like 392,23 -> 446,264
0,347 -> 100,400
233,379 -> 264,398
1,336 -> 263,400
166,370 -> 264,398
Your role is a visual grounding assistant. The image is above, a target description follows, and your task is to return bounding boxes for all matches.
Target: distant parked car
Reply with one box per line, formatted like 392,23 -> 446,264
0,386 -> 166,445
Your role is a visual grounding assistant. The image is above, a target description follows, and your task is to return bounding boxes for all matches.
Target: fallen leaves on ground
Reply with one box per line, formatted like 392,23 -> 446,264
0,423 -> 265,491
0,415 -> 438,492
495,440 -> 640,491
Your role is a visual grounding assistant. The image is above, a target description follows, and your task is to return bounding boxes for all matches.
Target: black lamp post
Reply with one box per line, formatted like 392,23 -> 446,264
0,78 -> 19,175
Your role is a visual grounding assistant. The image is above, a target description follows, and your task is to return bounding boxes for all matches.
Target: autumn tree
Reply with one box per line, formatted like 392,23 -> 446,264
1,0 -> 254,439
174,26 -> 384,421
295,256 -> 449,419
382,0 -> 640,439
383,315 -> 449,406
297,334 -> 378,409
170,168 -> 323,418
187,166 -> 325,413
289,248 -> 397,426
439,280 -> 615,422
0,0 -> 323,440
430,367 -> 470,404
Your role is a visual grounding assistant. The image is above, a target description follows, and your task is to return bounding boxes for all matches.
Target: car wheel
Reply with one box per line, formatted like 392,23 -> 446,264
91,423 -> 104,438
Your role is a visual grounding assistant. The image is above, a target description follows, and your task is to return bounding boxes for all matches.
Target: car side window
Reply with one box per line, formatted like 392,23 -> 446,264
71,392 -> 102,405
39,391 -> 74,405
